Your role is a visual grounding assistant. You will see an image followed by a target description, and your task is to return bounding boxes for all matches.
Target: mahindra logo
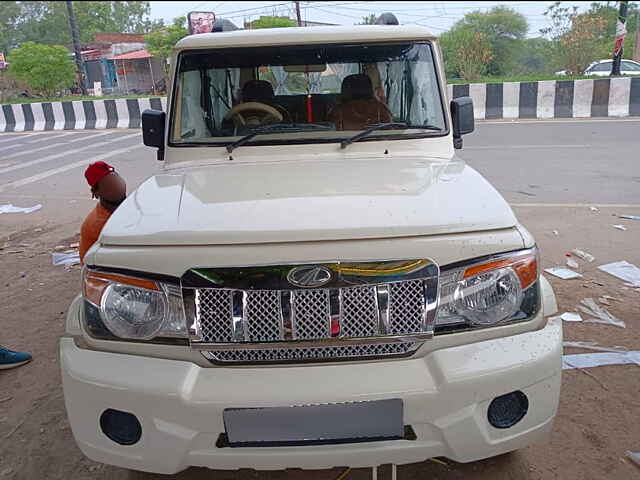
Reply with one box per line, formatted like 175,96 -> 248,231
287,265 -> 332,288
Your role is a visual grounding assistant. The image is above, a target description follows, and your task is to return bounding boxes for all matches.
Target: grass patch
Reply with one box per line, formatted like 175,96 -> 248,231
2,93 -> 163,104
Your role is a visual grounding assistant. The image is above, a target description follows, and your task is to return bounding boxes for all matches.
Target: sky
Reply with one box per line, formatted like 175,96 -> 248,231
149,1 -> 598,37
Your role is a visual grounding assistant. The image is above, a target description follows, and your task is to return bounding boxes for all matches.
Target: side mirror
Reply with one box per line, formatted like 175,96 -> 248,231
142,109 -> 166,161
450,97 -> 474,149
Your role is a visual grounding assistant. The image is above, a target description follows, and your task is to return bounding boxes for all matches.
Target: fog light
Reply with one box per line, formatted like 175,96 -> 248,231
487,391 -> 528,429
100,409 -> 142,445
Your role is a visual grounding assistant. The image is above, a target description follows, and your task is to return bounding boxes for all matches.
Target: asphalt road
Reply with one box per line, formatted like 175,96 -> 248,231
1,118 -> 639,221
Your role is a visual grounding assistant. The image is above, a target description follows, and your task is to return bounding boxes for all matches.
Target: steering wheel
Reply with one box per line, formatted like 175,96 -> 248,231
224,102 -> 284,128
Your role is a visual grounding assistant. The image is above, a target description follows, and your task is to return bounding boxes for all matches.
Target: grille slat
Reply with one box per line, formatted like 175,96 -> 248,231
341,286 -> 379,337
388,280 -> 425,334
196,289 -> 234,342
245,291 -> 282,342
203,341 -> 418,363
292,289 -> 331,340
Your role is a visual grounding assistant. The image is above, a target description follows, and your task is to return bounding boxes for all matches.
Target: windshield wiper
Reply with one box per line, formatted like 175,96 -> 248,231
226,124 -> 333,153
340,122 -> 442,149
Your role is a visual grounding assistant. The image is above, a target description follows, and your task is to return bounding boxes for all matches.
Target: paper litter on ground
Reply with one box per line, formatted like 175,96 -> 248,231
552,312 -> 583,322
566,258 -> 579,269
571,249 -> 595,262
612,224 -> 627,231
563,341 -> 627,353
545,268 -> 583,280
598,296 -> 611,305
52,250 -> 80,266
598,261 -> 640,288
617,214 -> 640,221
0,204 -> 42,214
627,451 -> 640,468
562,351 -> 640,370
589,206 -> 599,212
577,298 -> 626,328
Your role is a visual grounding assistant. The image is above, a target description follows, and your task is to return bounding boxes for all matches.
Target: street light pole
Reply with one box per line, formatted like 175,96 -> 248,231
294,1 -> 302,27
611,0 -> 628,76
66,0 -> 87,95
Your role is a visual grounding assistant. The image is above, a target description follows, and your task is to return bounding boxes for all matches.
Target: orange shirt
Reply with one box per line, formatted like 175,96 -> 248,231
79,203 -> 113,264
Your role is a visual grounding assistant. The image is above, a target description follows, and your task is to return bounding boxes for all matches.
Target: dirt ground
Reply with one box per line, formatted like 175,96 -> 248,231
1,208 -> 639,480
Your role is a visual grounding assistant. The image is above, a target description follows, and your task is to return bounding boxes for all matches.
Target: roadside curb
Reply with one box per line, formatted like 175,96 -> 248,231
1,77 -> 640,132
0,97 -> 166,132
447,77 -> 640,120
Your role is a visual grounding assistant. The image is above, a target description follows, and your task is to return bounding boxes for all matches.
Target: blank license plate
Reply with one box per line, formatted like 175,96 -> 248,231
223,398 -> 404,447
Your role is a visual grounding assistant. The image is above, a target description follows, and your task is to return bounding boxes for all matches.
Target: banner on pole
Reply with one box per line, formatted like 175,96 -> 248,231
613,19 -> 627,56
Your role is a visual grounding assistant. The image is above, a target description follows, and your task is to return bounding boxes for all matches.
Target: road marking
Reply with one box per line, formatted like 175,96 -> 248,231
66,131 -> 120,143
2,142 -> 66,162
26,132 -> 74,144
467,144 -> 590,150
480,118 -> 640,125
2,143 -> 25,151
0,144 -> 144,192
510,203 -> 640,208
0,132 -> 140,175
0,136 -> 24,144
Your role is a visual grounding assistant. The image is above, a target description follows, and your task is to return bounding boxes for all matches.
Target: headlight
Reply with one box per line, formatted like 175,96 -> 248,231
82,270 -> 187,341
436,249 -> 539,332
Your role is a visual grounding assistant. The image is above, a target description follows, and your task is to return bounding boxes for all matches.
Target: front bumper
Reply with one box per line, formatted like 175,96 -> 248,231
60,318 -> 562,474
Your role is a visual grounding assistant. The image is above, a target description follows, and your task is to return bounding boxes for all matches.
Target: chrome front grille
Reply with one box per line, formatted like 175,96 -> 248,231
183,260 -> 439,364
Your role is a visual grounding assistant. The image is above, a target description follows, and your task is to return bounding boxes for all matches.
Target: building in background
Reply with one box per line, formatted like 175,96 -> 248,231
79,33 -> 161,95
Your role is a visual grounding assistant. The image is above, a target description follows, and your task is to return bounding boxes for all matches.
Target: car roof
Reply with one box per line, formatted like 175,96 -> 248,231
593,59 -> 640,65
175,25 -> 436,51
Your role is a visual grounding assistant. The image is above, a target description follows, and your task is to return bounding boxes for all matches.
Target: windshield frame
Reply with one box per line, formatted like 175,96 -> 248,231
167,40 -> 450,149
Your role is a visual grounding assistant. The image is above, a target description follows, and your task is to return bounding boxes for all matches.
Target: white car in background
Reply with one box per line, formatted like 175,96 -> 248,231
556,59 -> 640,76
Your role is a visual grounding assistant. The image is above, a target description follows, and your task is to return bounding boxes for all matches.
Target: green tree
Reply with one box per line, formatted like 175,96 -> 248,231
541,2 -> 613,74
249,16 -> 297,29
452,6 -> 528,76
0,1 -> 152,52
145,17 -> 188,76
0,1 -> 21,53
357,14 -> 378,25
7,42 -> 75,96
512,37 -> 555,75
440,28 -> 493,82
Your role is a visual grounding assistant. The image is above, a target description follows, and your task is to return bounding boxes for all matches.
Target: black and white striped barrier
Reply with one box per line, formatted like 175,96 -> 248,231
2,77 -> 640,132
0,97 -> 166,132
447,77 -> 640,119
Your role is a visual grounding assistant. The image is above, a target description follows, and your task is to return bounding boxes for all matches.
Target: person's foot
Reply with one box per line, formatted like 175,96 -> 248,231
0,347 -> 32,370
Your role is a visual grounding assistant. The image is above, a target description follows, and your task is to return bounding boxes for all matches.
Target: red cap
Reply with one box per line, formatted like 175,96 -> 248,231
84,161 -> 115,188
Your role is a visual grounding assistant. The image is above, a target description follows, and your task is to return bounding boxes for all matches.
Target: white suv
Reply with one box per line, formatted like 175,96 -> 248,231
61,23 -> 561,475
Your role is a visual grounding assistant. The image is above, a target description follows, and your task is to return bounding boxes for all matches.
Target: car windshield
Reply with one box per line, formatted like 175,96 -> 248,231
170,41 -> 446,146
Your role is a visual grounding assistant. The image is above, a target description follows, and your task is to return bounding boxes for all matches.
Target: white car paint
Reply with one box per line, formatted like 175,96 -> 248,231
62,24 -> 561,474
100,157 -> 516,246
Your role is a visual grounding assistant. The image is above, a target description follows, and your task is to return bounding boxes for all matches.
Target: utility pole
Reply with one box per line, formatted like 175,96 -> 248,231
634,11 -> 640,62
294,1 -> 302,27
66,0 -> 87,95
611,0 -> 628,76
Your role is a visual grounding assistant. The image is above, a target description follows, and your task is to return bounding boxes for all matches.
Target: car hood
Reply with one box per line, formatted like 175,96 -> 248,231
100,157 -> 517,246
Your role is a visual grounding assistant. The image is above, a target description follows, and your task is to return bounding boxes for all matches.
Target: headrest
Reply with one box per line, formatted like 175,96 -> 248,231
341,74 -> 374,101
242,80 -> 275,102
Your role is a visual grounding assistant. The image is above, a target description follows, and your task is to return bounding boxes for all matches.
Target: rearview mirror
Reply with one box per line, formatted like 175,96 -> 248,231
450,97 -> 474,149
142,109 -> 166,161
284,64 -> 327,73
